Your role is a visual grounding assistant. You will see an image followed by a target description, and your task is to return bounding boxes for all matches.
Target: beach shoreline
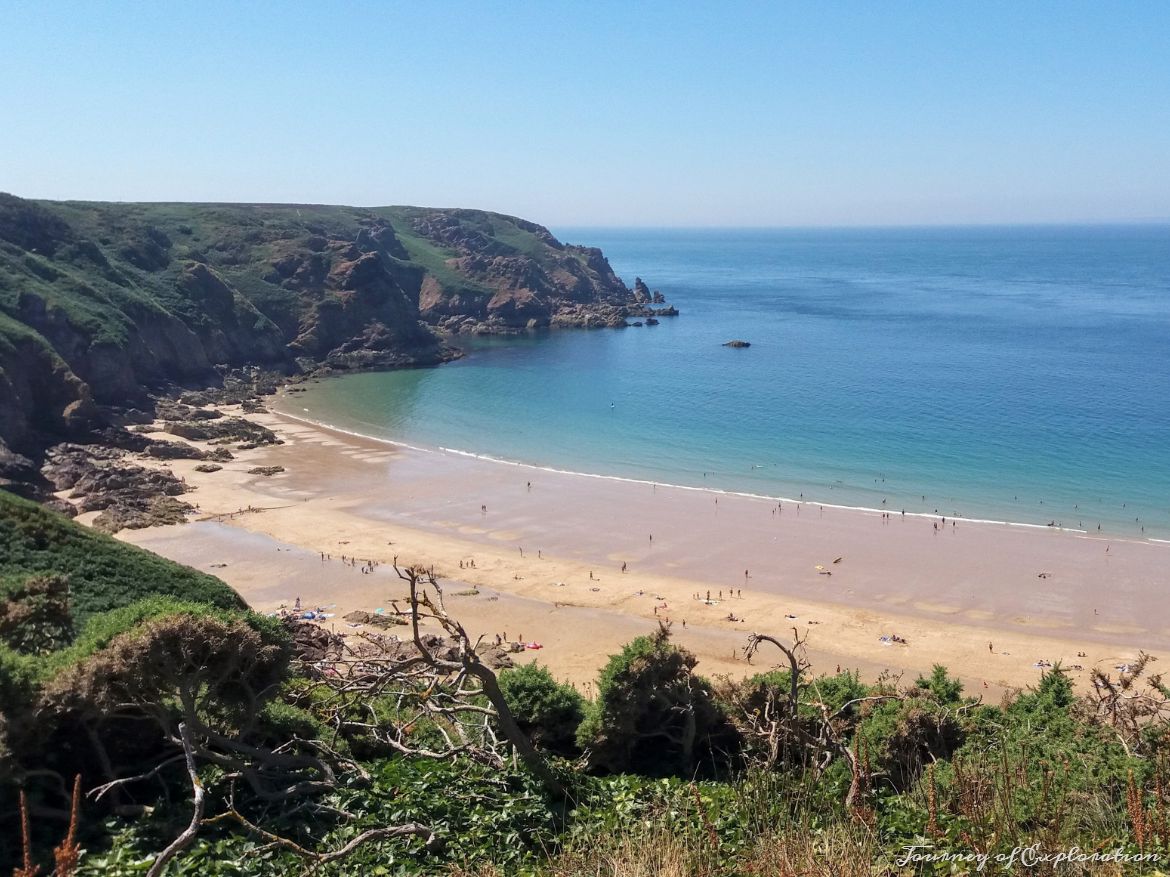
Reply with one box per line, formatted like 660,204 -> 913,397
111,398 -> 1170,694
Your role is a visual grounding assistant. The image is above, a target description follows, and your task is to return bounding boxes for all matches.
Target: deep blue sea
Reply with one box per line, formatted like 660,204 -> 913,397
287,226 -> 1170,539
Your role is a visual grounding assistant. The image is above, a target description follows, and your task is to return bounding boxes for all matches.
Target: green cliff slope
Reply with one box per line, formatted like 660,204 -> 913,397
0,196 -> 645,454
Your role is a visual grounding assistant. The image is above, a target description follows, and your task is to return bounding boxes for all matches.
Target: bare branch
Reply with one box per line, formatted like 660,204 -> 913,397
146,721 -> 205,877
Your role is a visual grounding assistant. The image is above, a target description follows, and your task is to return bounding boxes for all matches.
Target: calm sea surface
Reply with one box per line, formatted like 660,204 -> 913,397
287,226 -> 1170,539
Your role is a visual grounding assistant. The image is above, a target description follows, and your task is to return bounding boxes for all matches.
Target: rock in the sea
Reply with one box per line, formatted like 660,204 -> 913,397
722,340 -> 751,348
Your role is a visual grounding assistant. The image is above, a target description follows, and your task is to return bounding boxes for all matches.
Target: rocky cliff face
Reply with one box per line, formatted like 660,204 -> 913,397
0,196 -> 670,457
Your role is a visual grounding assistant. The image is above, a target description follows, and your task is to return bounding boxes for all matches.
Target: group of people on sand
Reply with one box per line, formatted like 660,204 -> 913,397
696,588 -> 744,602
319,551 -> 380,575
279,596 -> 331,621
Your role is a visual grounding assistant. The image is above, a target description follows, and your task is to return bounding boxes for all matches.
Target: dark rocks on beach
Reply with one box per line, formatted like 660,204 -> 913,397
0,441 -> 55,503
341,610 -> 406,629
143,439 -> 206,460
722,340 -> 751,348
205,447 -> 234,462
247,466 -> 285,477
286,619 -> 345,663
0,442 -> 40,486
92,495 -> 194,533
193,463 -> 223,473
40,442 -> 194,532
166,416 -> 277,446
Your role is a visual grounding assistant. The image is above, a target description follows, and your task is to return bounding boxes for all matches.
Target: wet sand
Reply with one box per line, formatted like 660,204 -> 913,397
115,402 -> 1170,693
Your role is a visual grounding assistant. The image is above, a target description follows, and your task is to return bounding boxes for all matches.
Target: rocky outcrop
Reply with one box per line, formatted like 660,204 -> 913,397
165,416 -> 278,446
40,443 -> 195,531
722,340 -> 751,348
247,466 -> 285,477
404,209 -> 669,333
0,196 -> 673,494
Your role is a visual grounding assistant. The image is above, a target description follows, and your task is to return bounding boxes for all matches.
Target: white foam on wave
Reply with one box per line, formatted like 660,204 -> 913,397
271,406 -> 1116,537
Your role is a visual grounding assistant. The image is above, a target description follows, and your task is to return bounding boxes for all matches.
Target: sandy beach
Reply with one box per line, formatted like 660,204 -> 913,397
111,398 -> 1170,696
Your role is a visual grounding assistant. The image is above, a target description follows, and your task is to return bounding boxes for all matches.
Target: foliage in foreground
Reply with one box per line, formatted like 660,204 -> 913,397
5,501 -> 1170,875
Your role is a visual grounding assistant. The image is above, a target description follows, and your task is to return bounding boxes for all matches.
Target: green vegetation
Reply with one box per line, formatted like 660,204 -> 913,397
498,663 -> 585,757
0,490 -> 244,629
0,194 -> 633,456
4,498 -> 1169,875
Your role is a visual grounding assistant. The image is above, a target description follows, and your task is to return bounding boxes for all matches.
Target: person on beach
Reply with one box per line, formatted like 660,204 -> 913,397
621,562 -> 627,573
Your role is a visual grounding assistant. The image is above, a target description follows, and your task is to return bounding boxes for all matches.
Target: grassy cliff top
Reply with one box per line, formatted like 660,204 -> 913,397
0,489 -> 244,630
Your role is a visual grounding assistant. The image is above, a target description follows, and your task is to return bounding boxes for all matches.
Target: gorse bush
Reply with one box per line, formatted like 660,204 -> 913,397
576,625 -> 738,777
498,663 -> 585,757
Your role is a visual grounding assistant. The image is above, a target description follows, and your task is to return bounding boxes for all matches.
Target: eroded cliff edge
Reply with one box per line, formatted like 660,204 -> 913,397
0,195 -> 674,460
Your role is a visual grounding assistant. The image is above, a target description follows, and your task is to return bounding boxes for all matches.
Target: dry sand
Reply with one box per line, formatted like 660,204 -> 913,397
113,400 -> 1170,696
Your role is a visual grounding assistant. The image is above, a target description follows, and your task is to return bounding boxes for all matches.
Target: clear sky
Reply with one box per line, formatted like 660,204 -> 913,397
1,1 -> 1167,226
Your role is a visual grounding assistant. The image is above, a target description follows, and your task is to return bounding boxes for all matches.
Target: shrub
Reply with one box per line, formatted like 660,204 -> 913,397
498,663 -> 585,756
576,626 -> 736,776
0,573 -> 73,654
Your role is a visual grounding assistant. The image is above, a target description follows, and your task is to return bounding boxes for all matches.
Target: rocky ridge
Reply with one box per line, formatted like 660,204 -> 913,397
0,197 -> 677,496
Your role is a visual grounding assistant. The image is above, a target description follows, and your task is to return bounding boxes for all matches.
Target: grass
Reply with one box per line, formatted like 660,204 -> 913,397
0,490 -> 244,631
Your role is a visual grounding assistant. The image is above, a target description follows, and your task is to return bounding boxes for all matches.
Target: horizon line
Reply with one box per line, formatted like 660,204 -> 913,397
7,192 -> 1168,231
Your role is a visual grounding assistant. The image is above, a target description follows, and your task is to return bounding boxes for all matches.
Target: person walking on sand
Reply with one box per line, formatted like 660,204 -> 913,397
989,641 -> 993,653
621,562 -> 627,573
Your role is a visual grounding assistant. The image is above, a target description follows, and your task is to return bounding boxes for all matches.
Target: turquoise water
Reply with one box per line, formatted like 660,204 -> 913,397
286,226 -> 1170,539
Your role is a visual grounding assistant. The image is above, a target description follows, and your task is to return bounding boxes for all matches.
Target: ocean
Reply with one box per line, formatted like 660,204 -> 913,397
284,225 -> 1170,539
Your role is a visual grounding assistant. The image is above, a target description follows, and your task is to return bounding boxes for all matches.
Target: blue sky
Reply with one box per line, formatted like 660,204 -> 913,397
1,1 -> 1167,226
